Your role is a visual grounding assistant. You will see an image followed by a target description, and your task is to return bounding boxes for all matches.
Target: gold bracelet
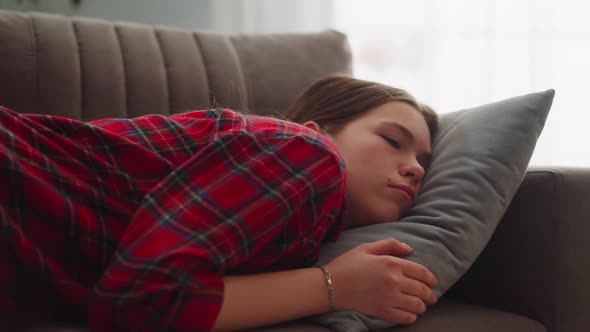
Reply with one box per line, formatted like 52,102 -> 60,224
318,265 -> 335,312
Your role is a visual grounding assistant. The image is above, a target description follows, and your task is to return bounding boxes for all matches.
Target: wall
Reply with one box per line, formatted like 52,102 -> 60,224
210,0 -> 332,33
0,0 -> 334,33
0,0 -> 212,30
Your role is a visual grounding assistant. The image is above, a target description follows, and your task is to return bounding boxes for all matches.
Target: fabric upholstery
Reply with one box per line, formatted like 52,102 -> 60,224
244,300 -> 547,332
26,301 -> 547,332
24,300 -> 546,332
0,9 -> 352,120
385,300 -> 546,332
447,167 -> 590,332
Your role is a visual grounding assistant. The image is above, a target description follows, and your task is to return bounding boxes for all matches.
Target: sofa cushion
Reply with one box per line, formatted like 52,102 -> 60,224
382,300 -> 546,332
24,300 -> 546,332
313,90 -> 554,331
249,300 -> 546,332
0,9 -> 351,120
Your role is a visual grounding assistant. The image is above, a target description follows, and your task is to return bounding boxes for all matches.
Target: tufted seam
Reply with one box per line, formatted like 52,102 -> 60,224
71,20 -> 84,120
550,169 -> 563,332
225,37 -> 249,112
527,170 -> 559,331
191,33 -> 213,109
154,28 -> 171,115
29,14 -> 38,115
113,25 -> 129,118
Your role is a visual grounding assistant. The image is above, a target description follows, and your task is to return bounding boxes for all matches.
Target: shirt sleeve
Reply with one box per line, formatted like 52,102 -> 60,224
88,131 -> 346,331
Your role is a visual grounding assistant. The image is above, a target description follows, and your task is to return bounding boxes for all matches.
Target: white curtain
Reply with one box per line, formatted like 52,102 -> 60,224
211,0 -> 333,33
333,0 -> 590,167
214,0 -> 589,167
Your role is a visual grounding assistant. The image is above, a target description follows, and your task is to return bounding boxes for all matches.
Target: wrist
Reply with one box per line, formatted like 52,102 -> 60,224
318,265 -> 336,312
216,268 -> 334,330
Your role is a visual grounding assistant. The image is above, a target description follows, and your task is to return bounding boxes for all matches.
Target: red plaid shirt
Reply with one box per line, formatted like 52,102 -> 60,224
0,106 -> 346,331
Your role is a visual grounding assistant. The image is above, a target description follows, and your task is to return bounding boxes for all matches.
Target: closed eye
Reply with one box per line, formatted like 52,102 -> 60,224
381,135 -> 401,149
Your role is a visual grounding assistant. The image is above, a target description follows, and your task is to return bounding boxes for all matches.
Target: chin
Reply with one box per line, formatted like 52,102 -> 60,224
372,210 -> 403,225
347,203 -> 405,227
384,209 -> 404,223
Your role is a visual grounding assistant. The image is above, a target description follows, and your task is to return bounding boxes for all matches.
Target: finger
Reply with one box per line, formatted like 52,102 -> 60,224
400,278 -> 438,305
361,238 -> 413,256
398,260 -> 437,288
376,307 -> 418,325
388,291 -> 428,315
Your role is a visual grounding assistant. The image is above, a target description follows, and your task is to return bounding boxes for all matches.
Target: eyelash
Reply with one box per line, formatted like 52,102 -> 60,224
381,135 -> 428,170
382,136 -> 401,149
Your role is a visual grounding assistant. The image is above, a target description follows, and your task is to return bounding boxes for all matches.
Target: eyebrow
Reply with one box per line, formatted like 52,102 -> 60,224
383,121 -> 432,164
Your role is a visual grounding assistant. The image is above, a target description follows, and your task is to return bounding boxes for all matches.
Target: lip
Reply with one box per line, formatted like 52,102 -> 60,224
388,184 -> 416,204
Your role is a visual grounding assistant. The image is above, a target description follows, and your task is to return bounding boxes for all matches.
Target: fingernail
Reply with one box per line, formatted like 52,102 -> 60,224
402,243 -> 413,251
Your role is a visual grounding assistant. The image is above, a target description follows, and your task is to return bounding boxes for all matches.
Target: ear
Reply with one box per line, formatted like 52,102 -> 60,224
303,121 -> 323,133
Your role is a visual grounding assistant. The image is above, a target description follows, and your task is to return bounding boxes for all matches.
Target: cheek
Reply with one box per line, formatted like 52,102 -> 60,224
343,150 -> 392,200
341,145 -> 394,193
341,140 -> 388,169
333,134 -> 394,189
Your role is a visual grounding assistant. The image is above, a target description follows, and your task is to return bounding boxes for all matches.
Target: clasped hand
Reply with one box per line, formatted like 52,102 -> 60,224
325,238 -> 438,324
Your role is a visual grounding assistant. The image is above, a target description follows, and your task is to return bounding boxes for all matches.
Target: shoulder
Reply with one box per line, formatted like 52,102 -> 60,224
219,109 -> 345,166
171,109 -> 347,180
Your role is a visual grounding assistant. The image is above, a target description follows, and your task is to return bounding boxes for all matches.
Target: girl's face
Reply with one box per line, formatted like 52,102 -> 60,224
308,101 -> 432,228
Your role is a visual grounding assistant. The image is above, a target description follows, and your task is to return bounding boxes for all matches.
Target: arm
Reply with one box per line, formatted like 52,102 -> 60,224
214,239 -> 438,331
89,133 -> 347,331
214,268 -> 328,331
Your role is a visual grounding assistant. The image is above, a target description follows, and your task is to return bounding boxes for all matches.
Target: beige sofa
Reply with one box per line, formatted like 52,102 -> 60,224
1,9 -> 589,332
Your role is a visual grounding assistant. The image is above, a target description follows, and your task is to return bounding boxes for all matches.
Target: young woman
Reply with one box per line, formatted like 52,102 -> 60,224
0,76 -> 439,331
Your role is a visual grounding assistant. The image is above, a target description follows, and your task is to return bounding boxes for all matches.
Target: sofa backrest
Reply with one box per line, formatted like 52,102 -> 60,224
0,9 -> 352,120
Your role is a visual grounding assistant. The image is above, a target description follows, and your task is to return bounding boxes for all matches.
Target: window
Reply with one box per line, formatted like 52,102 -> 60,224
334,0 -> 590,166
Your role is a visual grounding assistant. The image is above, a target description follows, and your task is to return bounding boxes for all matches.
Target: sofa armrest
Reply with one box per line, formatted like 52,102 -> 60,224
446,167 -> 590,332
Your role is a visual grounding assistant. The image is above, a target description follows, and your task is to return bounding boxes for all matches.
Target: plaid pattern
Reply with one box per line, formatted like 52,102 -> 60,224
0,106 -> 346,331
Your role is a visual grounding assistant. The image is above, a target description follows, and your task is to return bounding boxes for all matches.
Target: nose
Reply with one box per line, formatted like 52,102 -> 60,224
399,159 -> 425,185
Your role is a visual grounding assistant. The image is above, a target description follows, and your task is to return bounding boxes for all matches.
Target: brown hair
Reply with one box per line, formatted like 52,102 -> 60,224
285,75 -> 439,140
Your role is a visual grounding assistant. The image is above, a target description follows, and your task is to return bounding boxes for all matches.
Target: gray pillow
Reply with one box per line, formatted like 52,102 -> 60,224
311,90 -> 555,332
